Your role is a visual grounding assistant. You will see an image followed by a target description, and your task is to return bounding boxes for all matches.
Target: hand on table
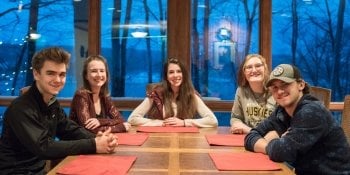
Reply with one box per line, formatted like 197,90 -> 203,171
123,122 -> 131,131
85,118 -> 101,130
163,117 -> 185,126
230,122 -> 251,134
95,127 -> 118,154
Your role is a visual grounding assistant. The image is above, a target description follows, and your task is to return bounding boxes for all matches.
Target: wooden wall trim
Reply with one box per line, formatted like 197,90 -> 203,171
259,0 -> 272,69
88,0 -> 101,55
0,96 -> 344,112
167,0 -> 191,69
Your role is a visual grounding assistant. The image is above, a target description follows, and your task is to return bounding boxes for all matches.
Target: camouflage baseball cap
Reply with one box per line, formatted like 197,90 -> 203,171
266,64 -> 302,87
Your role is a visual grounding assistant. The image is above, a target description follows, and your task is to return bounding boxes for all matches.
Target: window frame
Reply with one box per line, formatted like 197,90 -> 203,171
87,0 -> 272,71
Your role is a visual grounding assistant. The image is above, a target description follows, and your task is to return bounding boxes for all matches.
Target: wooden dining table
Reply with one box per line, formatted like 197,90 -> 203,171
48,127 -> 294,175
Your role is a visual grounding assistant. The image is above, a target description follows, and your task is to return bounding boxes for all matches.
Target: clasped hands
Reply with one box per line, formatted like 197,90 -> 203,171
163,117 -> 185,126
95,127 -> 118,154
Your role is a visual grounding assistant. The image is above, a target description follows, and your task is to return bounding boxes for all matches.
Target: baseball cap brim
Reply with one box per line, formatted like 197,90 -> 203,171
265,77 -> 296,87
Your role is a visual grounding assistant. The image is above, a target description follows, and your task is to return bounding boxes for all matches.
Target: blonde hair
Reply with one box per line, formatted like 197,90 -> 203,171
237,54 -> 270,98
237,54 -> 270,88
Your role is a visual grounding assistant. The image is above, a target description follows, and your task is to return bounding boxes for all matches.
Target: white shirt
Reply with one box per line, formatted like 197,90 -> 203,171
128,94 -> 218,127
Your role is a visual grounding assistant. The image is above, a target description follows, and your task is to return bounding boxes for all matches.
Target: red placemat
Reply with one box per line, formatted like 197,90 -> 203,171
137,126 -> 199,133
114,133 -> 149,146
205,134 -> 245,146
57,155 -> 136,175
209,152 -> 281,171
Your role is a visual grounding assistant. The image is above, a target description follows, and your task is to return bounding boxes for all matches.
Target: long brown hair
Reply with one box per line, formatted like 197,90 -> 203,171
82,55 -> 110,96
161,58 -> 197,119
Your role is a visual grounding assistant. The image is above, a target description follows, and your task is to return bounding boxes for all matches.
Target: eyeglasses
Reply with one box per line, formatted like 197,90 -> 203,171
268,82 -> 292,93
244,63 -> 264,72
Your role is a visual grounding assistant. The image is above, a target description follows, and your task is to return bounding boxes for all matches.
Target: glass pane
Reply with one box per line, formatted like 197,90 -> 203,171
191,0 -> 260,100
0,1 -> 88,132
272,0 -> 350,101
101,0 -> 167,97
0,0 -> 88,97
214,112 -> 231,126
0,107 -> 5,133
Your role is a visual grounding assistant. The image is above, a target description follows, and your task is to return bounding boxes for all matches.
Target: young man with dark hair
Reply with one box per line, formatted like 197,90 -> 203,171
245,64 -> 350,174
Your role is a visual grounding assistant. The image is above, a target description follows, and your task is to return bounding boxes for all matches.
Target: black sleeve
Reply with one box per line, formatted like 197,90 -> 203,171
244,117 -> 275,152
265,104 -> 328,163
244,129 -> 263,152
7,104 -> 96,160
244,108 -> 289,152
56,107 -> 95,139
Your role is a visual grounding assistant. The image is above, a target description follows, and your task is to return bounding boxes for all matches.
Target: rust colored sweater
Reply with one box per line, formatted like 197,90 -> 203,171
69,89 -> 126,133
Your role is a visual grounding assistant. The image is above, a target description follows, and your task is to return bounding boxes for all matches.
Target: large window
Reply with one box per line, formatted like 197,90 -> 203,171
1,1 -> 350,128
0,0 -> 88,131
191,0 -> 259,100
190,0 -> 260,126
100,0 -> 167,97
272,0 -> 350,102
4,1 -> 348,101
0,0 -> 87,97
